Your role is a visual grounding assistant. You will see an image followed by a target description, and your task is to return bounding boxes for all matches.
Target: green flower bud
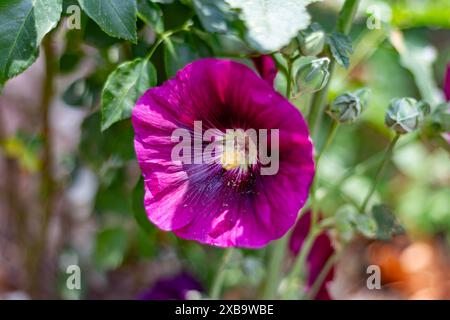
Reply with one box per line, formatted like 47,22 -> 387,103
328,88 -> 370,123
295,57 -> 330,95
385,98 -> 430,134
297,29 -> 326,57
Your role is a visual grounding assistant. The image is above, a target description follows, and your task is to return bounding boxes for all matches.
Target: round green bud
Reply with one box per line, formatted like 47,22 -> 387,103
385,98 -> 430,134
295,57 -> 330,95
298,29 -> 326,57
329,88 -> 370,123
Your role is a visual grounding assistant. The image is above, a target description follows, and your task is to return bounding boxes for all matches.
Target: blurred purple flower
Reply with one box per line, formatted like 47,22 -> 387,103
443,63 -> 450,143
444,63 -> 450,102
289,211 -> 335,300
138,272 -> 203,300
251,55 -> 278,86
132,58 -> 314,248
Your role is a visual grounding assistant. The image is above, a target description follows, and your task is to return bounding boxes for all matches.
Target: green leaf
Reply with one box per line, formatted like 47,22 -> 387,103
137,0 -> 164,34
327,32 -> 353,69
226,0 -> 311,52
34,0 -> 64,43
94,227 -> 128,271
83,17 -> 120,49
101,58 -> 157,131
0,0 -> 63,85
372,204 -> 404,241
78,0 -> 138,43
132,177 -> 155,234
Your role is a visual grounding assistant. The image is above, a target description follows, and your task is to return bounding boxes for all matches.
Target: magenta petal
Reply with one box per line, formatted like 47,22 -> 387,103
445,63 -> 450,102
252,55 -> 278,87
132,58 -> 314,248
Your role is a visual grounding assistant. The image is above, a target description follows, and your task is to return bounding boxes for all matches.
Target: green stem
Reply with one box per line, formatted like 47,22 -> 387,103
306,252 -> 338,300
359,134 -> 401,213
286,58 -> 294,100
262,234 -> 289,299
308,0 -> 361,139
145,21 -> 192,61
315,120 -> 339,165
210,248 -> 234,299
262,56 -> 296,299
288,227 -> 320,281
336,0 -> 362,35
310,120 -> 339,227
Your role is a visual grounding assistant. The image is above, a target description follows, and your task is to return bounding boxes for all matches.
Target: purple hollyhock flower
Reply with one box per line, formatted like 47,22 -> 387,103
251,55 -> 278,86
132,58 -> 314,248
138,272 -> 203,300
289,211 -> 335,300
443,63 -> 450,143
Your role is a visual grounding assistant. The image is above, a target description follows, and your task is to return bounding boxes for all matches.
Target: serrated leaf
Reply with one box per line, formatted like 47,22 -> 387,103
101,58 -> 156,131
0,0 -> 63,85
226,0 -> 311,52
327,32 -> 353,69
94,227 -> 128,271
372,204 -> 404,241
78,0 -> 137,43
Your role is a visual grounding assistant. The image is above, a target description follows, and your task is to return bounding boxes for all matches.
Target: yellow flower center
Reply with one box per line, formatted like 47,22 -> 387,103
220,130 -> 258,172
